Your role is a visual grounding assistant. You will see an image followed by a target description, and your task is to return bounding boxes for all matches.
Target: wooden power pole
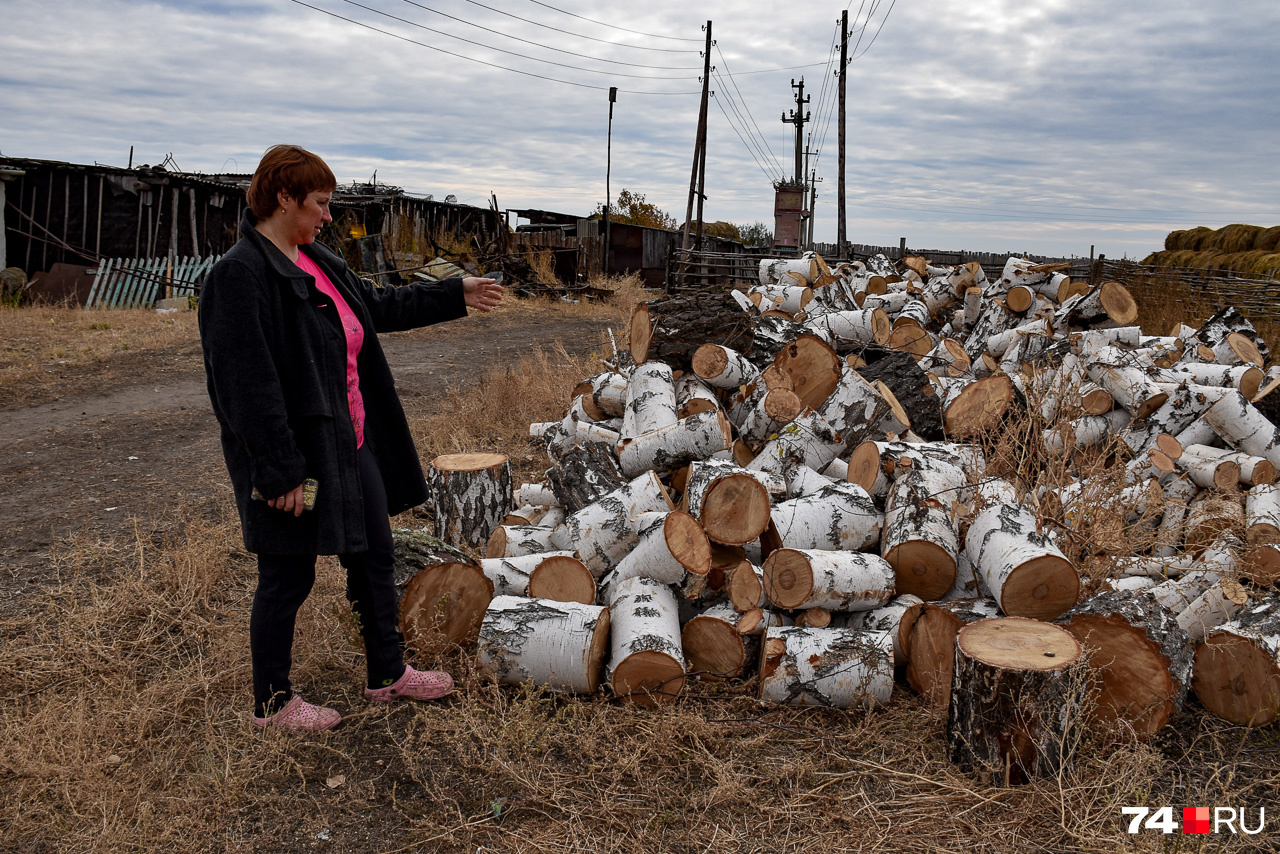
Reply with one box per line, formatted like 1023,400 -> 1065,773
837,9 -> 848,258
681,21 -> 713,254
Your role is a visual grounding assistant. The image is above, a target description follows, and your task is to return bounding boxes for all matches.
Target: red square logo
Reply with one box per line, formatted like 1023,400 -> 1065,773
1183,807 -> 1211,834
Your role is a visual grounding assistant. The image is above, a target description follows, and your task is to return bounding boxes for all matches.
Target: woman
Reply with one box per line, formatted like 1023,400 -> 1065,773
199,145 -> 502,731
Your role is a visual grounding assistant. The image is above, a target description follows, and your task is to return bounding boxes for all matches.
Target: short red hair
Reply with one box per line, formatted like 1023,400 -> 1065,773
247,145 -> 337,219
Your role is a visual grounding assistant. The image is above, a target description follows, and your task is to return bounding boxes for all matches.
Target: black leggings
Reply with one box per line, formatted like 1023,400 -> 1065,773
249,444 -> 405,716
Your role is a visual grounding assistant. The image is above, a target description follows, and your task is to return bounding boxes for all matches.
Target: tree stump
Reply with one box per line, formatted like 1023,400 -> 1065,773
906,598 -> 1001,710
546,443 -> 623,514
478,595 -> 610,694
946,617 -> 1089,786
757,626 -> 894,708
1194,598 -> 1280,726
393,530 -> 494,651
1058,590 -> 1193,739
425,453 -> 513,550
631,289 -> 754,370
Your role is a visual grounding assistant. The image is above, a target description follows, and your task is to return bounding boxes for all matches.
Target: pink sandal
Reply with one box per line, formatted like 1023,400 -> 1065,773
365,665 -> 454,703
252,695 -> 342,732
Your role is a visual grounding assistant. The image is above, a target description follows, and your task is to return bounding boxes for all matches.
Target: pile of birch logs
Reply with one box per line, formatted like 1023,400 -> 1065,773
397,249 -> 1280,786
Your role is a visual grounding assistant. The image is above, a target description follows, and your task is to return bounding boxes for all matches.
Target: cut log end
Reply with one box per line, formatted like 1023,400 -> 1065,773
944,374 -> 1016,439
611,650 -> 686,707
682,616 -> 748,679
399,562 -> 494,650
999,555 -> 1080,621
1193,634 -> 1280,727
431,452 -> 508,472
958,616 -> 1083,672
527,555 -> 597,605
886,540 -> 957,601
1099,281 -> 1138,326
1060,613 -> 1181,738
630,303 -> 653,364
846,440 -> 883,494
702,473 -> 771,546
763,548 -> 815,610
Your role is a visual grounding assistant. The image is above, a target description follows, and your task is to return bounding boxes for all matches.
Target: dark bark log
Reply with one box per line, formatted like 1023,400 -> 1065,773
631,289 -> 754,370
1057,589 -> 1193,740
392,530 -> 493,651
856,348 -> 945,441
546,443 -> 624,514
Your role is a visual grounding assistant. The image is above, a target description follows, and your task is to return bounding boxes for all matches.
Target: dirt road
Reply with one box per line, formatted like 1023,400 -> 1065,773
0,309 -> 617,613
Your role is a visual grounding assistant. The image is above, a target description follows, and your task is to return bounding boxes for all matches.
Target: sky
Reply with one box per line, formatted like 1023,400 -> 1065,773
2,0 -> 1278,260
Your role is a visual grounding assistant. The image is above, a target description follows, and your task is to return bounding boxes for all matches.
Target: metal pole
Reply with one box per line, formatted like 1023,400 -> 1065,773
837,9 -> 848,258
605,86 -> 616,275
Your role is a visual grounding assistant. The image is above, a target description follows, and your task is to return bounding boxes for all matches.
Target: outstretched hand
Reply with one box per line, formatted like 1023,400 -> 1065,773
462,277 -> 504,312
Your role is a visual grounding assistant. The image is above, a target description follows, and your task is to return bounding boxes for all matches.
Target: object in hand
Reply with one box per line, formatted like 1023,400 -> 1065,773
252,478 -> 320,511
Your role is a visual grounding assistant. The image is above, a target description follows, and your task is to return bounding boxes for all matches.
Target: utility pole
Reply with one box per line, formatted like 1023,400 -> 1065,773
837,9 -> 848,258
681,21 -> 713,254
605,86 -> 617,274
781,78 -> 810,184
803,137 -> 816,249
808,172 -> 821,249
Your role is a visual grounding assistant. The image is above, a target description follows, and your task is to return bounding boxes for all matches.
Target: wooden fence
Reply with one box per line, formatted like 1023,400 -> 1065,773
510,230 -> 605,282
84,255 -> 220,309
1089,258 -> 1280,324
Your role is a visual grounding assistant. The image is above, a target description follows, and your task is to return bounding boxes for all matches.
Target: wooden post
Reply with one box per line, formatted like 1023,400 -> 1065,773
837,9 -> 848,258
681,21 -> 712,262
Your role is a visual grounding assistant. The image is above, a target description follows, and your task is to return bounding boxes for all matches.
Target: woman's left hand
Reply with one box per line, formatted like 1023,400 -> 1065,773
462,277 -> 504,312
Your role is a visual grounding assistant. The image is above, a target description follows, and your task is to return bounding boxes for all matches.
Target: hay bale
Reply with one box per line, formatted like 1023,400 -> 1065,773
1166,226 -> 1215,252
1253,226 -> 1280,253
1250,253 -> 1280,279
1212,224 -> 1264,254
1163,231 -> 1186,252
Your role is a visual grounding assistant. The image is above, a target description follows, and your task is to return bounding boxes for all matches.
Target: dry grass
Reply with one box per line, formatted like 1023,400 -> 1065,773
0,305 -> 198,405
1124,266 -> 1280,353
5,283 -> 1280,852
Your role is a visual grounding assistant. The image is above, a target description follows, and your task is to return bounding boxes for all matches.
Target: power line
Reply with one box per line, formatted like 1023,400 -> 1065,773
713,45 -> 786,178
525,0 -> 704,42
286,0 -> 700,94
711,74 -> 784,183
399,0 -> 702,69
460,0 -> 700,53
334,0 -> 698,78
711,92 -> 778,185
849,0 -> 897,61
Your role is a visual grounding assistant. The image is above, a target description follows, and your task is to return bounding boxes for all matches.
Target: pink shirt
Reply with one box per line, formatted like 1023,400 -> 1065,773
296,252 -> 366,448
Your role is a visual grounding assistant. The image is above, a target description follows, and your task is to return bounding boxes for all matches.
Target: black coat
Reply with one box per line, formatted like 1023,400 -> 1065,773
199,211 -> 466,555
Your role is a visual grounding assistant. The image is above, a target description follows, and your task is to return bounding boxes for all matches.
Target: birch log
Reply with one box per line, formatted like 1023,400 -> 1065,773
1193,598 -> 1280,726
682,603 -> 759,679
946,617 -> 1089,786
478,596 -> 610,693
757,627 -> 894,708
426,453 -> 513,550
965,502 -> 1080,621
606,575 -> 686,706
620,361 -> 678,440
762,548 -> 896,611
486,524 -> 558,559
1202,390 -> 1280,467
770,482 -> 884,552
861,594 -> 926,666
684,459 -> 773,546
608,510 -> 711,597
882,456 -> 967,600
618,409 -> 733,478
552,471 -> 674,577
691,343 -> 759,390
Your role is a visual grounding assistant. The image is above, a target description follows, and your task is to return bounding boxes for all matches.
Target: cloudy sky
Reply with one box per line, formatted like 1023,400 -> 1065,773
2,0 -> 1278,259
